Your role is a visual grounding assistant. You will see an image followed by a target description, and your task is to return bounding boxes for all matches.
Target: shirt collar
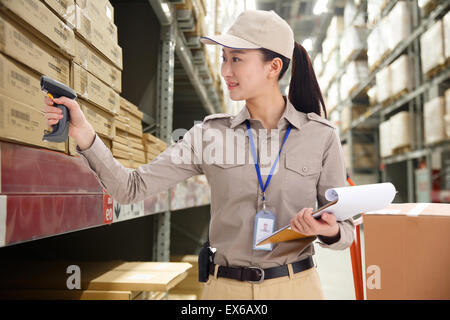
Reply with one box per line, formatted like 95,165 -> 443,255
229,97 -> 305,130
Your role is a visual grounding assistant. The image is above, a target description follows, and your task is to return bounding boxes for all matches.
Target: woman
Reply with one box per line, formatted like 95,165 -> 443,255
43,10 -> 354,300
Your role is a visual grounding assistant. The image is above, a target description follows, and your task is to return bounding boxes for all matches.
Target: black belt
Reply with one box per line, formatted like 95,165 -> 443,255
209,256 -> 314,283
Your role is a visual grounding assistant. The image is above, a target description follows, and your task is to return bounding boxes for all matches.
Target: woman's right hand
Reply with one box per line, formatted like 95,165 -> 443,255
43,96 -> 96,150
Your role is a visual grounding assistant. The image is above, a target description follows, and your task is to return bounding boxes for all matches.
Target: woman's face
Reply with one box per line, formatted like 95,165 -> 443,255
221,47 -> 272,101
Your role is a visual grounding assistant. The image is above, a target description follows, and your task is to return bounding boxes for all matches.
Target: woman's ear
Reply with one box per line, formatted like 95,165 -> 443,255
268,57 -> 283,79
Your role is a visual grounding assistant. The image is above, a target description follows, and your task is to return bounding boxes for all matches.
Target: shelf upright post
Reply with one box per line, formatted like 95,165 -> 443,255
153,24 -> 176,262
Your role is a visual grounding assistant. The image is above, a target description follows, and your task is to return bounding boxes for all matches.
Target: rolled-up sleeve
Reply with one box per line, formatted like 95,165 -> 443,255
76,124 -> 203,204
316,128 -> 355,250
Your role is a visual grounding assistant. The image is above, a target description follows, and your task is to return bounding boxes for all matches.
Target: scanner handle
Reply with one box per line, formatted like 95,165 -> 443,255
42,103 -> 70,143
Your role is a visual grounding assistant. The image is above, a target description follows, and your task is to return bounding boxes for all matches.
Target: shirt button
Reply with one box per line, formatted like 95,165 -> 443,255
302,167 -> 308,172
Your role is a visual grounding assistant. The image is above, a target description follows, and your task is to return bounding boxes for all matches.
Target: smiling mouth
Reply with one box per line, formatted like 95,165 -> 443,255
227,82 -> 239,90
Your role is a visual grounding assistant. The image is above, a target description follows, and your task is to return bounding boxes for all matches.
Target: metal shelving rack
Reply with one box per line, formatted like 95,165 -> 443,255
0,1 -> 220,260
322,0 -> 450,202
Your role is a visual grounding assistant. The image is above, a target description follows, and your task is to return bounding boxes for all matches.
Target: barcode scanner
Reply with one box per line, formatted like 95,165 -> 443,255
41,75 -> 77,143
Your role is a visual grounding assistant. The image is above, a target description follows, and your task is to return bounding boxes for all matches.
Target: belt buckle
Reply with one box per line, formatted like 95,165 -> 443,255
247,266 -> 265,284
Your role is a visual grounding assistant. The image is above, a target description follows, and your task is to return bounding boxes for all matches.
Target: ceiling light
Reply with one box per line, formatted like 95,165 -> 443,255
313,0 -> 329,15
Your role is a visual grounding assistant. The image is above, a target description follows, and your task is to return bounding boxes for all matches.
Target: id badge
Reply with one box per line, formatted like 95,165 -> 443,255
253,209 -> 276,251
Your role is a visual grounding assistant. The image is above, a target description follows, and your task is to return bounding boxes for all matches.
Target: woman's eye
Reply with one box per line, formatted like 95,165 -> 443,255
232,57 -> 240,62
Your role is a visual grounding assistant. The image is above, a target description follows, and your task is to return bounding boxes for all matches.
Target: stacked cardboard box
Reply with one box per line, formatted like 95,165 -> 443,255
111,98 -> 146,169
0,261 -> 192,300
379,120 -> 392,158
0,0 -> 75,153
445,89 -> 450,137
375,66 -> 391,104
374,55 -> 414,106
68,98 -> 115,155
420,20 -> 446,78
424,96 -> 447,145
340,105 -> 368,133
0,0 -> 75,57
343,143 -> 376,169
143,133 -> 168,163
169,255 -> 204,300
0,0 -> 123,159
322,16 -> 344,64
42,0 -> 76,26
444,11 -> 450,63
367,1 -> 411,72
390,111 -> 412,151
71,0 -> 122,70
390,55 -> 414,98
340,60 -> 369,100
66,0 -> 122,156
379,112 -> 412,158
339,26 -> 368,65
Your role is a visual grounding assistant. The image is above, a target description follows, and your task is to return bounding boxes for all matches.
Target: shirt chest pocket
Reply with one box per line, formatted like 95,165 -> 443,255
207,162 -> 245,202
283,153 -> 321,200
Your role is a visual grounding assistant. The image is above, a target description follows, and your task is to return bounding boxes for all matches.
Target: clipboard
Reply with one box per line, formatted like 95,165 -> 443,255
256,182 -> 397,247
256,200 -> 338,246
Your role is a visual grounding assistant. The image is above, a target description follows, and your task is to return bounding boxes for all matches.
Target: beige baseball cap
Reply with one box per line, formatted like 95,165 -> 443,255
200,10 -> 295,60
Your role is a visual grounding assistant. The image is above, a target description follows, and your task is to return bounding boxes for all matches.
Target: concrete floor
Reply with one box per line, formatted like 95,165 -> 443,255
313,227 -> 365,300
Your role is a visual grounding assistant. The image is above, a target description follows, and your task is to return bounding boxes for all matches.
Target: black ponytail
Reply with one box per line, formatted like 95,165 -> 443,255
259,42 -> 327,118
288,42 -> 327,118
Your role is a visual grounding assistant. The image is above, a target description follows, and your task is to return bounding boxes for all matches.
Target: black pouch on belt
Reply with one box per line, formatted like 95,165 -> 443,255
198,239 -> 214,282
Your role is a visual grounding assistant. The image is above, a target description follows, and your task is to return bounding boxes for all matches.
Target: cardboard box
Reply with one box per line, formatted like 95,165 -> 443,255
0,0 -> 75,57
364,203 -> 450,299
420,20 -> 445,75
0,261 -> 192,292
112,140 -> 130,153
73,4 -> 122,70
444,11 -> 450,60
131,149 -> 145,163
113,134 -> 128,146
112,147 -> 131,160
390,55 -> 414,97
129,140 -> 144,151
42,0 -> 76,27
446,88 -> 450,115
424,96 -> 447,145
117,129 -> 143,144
343,143 -> 376,169
143,133 -> 168,151
79,98 -> 115,139
121,97 -> 144,119
376,66 -> 391,103
72,62 -> 119,115
340,105 -> 367,132
0,53 -> 43,111
0,93 -> 66,152
114,121 -> 142,139
74,36 -> 122,93
0,14 -> 70,85
379,120 -> 392,158
0,289 -> 133,300
390,111 -> 411,150
75,0 -> 114,25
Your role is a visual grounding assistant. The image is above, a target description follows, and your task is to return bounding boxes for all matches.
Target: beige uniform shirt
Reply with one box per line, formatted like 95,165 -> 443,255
76,98 -> 355,269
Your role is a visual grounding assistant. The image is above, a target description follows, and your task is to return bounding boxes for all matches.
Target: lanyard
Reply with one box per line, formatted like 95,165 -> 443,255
246,120 -> 292,210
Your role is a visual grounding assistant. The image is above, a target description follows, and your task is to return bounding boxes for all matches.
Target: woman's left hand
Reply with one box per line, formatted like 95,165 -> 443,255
290,207 -> 340,238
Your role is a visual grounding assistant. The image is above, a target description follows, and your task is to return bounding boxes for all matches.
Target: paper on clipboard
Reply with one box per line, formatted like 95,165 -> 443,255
256,182 -> 397,246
